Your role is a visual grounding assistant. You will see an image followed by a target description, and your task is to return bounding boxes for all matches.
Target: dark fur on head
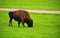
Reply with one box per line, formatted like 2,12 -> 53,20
24,18 -> 33,27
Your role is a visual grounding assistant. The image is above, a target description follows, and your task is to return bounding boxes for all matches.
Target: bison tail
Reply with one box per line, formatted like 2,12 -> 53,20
9,12 -> 12,15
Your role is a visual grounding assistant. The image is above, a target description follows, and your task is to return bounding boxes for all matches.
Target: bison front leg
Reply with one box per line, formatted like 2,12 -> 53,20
21,19 -> 25,27
22,22 -> 25,27
9,18 -> 12,26
18,21 -> 20,27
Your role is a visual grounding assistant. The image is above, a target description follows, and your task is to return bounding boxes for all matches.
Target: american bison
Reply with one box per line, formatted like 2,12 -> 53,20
8,10 -> 33,27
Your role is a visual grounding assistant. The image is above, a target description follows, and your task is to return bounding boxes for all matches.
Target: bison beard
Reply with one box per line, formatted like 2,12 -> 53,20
8,10 -> 33,27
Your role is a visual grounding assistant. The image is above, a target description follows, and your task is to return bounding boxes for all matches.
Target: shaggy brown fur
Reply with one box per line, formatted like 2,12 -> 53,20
8,10 -> 33,27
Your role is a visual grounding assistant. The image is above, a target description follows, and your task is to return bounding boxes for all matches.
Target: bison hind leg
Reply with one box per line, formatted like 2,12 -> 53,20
9,18 -> 12,26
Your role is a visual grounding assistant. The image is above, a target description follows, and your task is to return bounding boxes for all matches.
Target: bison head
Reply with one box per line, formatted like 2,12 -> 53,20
24,19 -> 33,27
28,19 -> 33,27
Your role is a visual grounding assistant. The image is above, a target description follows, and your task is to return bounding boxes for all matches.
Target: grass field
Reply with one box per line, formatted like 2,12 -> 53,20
0,0 -> 60,38
0,11 -> 60,38
0,0 -> 60,10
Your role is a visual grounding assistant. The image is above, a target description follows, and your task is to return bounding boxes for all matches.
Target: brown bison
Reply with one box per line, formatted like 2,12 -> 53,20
8,10 -> 33,27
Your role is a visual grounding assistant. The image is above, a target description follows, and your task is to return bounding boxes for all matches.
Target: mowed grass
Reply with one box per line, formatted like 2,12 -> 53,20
0,11 -> 60,38
0,0 -> 60,10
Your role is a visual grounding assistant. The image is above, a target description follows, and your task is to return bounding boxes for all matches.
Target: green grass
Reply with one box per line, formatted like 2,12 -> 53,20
0,11 -> 60,38
0,0 -> 60,10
